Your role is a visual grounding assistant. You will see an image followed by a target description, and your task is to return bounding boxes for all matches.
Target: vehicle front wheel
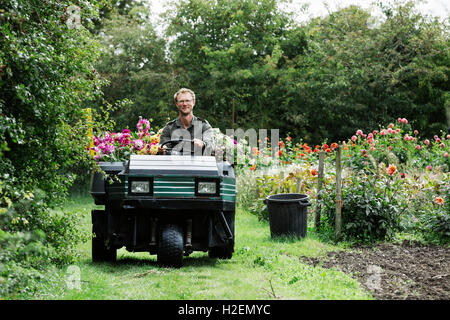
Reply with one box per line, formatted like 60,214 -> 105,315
158,224 -> 184,268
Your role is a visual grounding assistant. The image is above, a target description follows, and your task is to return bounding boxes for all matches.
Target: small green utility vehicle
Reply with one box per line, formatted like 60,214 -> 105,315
90,140 -> 236,267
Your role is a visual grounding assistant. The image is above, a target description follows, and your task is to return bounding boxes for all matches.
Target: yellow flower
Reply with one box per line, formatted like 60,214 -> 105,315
150,144 -> 159,155
137,147 -> 147,155
149,134 -> 160,144
24,192 -> 34,200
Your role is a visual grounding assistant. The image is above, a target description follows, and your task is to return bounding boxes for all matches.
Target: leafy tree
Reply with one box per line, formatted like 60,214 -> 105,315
163,0 -> 448,144
94,4 -> 178,131
165,0 -> 306,132
283,1 -> 449,143
0,0 -> 106,296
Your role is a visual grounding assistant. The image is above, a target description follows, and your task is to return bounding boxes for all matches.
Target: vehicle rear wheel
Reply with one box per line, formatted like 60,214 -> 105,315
158,224 -> 184,268
92,237 -> 117,262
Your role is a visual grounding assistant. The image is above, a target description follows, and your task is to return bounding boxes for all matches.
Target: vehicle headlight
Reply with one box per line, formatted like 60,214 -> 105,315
131,180 -> 150,194
197,181 -> 217,194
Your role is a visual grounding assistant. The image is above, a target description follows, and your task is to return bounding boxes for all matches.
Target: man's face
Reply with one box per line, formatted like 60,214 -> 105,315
176,92 -> 195,116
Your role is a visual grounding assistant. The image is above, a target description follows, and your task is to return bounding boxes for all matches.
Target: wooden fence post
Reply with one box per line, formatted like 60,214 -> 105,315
315,151 -> 325,230
232,98 -> 235,130
335,145 -> 343,240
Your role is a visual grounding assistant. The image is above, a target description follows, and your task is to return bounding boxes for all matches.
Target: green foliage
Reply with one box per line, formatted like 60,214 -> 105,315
165,0 -> 304,131
0,188 -> 88,297
421,205 -> 450,244
1,0 -> 106,201
96,0 -> 448,145
0,0 -> 105,296
94,4 -> 178,131
288,1 -> 449,143
152,0 -> 450,144
235,117 -> 448,244
400,172 -> 450,244
320,171 -> 406,242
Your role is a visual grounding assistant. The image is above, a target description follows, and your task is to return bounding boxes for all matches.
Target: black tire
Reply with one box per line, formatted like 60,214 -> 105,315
208,243 -> 233,259
158,224 -> 184,268
92,237 -> 117,262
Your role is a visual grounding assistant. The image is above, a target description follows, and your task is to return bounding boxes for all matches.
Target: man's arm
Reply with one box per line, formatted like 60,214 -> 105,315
158,124 -> 173,154
201,121 -> 214,155
159,124 -> 172,146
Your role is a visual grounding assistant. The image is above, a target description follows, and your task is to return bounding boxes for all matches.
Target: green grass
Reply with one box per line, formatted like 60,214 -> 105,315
28,195 -> 373,300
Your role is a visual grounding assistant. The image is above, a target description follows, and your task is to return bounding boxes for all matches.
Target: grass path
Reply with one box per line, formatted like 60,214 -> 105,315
33,195 -> 373,300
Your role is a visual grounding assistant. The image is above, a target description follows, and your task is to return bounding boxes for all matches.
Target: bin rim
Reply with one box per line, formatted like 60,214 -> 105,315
265,193 -> 310,203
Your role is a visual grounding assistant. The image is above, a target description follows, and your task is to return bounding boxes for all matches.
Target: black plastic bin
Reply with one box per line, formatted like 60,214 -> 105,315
264,193 -> 311,239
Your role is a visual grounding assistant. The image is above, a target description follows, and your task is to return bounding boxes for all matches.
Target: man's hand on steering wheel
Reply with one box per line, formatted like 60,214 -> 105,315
192,138 -> 205,149
158,145 -> 167,155
158,139 -> 203,155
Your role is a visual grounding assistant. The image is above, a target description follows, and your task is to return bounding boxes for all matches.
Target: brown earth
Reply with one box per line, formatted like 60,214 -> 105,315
300,240 -> 450,300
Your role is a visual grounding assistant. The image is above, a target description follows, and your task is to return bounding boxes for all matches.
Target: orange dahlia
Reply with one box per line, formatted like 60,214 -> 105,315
435,197 -> 444,205
387,164 -> 397,176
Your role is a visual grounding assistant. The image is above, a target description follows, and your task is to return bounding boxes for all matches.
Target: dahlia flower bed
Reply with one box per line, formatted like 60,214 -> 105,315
235,118 -> 449,243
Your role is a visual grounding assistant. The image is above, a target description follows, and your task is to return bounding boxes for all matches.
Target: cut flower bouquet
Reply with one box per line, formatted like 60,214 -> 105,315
90,116 -> 161,162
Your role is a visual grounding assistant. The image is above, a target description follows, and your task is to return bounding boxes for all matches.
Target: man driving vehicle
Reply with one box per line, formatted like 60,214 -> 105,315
159,88 -> 214,155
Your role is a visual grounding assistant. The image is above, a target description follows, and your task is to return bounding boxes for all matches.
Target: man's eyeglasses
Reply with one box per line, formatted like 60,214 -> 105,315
177,99 -> 193,104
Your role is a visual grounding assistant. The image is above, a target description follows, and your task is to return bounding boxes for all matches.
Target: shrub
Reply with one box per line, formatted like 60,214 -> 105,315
0,0 -> 105,296
404,174 -> 450,244
235,118 -> 448,245
319,165 -> 407,242
0,185 -> 88,297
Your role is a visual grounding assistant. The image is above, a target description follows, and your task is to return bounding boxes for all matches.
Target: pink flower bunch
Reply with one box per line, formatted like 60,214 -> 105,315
398,117 -> 408,124
93,129 -> 133,152
137,116 -> 151,138
91,117 -> 161,161
132,139 -> 145,151
379,127 -> 399,135
116,129 -> 132,146
345,118 -> 449,174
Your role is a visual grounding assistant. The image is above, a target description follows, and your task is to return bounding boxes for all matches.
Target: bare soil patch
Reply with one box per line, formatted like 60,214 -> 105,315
301,240 -> 450,300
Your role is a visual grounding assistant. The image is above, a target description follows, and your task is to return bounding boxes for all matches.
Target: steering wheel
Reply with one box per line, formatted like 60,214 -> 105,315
160,139 -> 196,155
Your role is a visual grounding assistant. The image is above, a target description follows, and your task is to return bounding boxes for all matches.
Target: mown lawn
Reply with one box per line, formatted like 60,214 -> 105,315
30,194 -> 373,300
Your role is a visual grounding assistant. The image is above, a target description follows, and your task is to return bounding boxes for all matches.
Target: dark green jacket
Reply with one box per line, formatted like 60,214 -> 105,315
160,115 -> 214,154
